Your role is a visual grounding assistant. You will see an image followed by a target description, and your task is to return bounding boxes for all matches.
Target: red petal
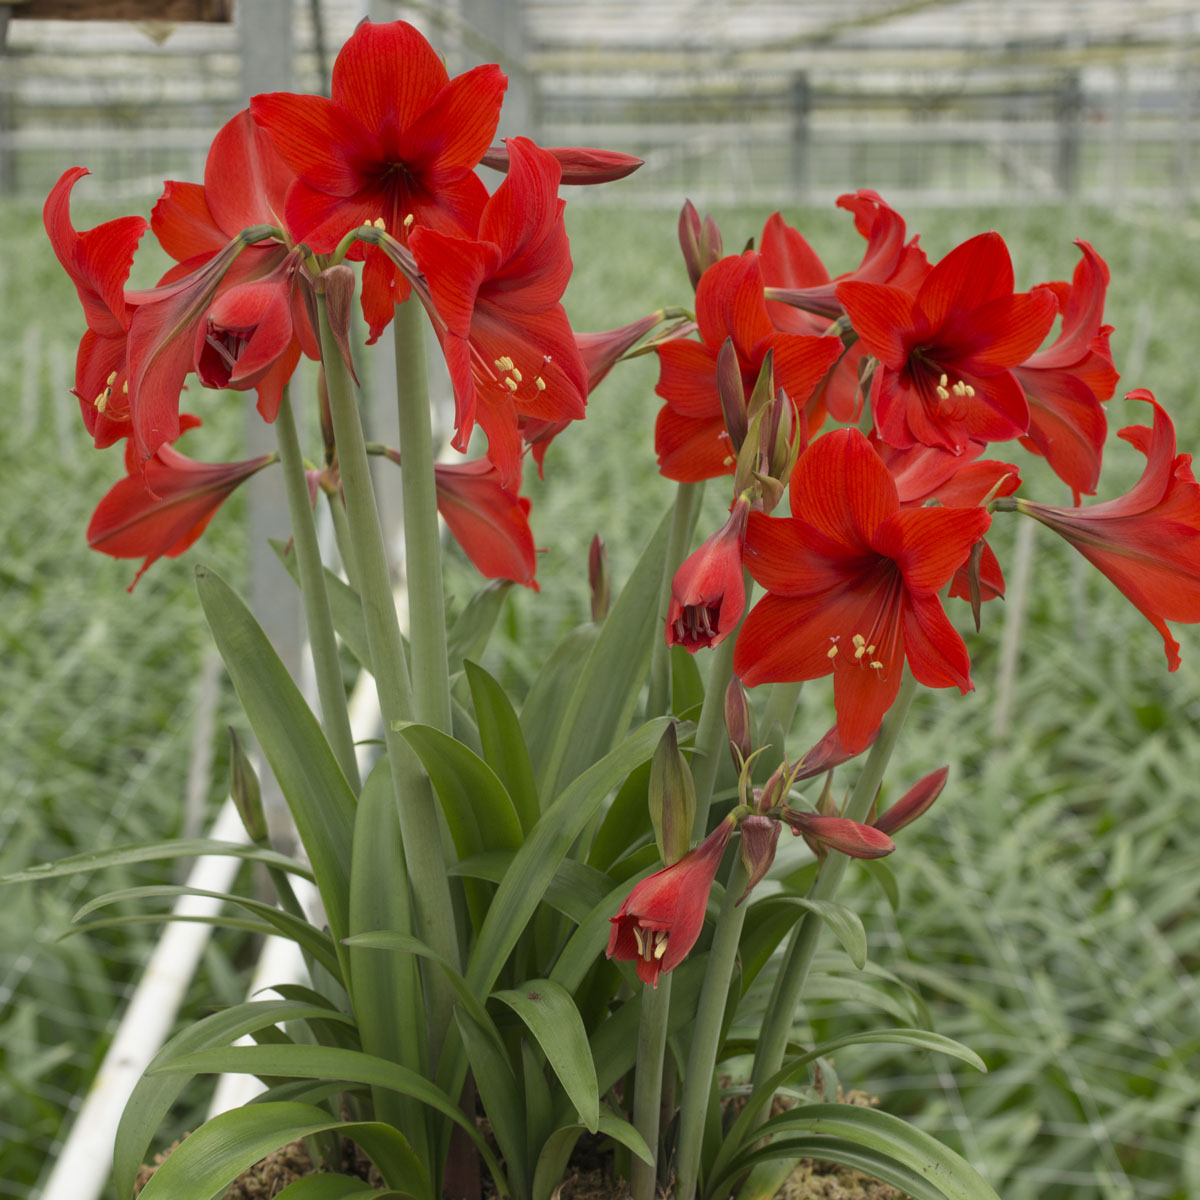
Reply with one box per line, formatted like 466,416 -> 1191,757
205,109 -> 296,238
695,253 -> 773,360
835,281 -> 921,369
401,64 -> 508,181
152,181 -> 225,263
917,232 -> 1014,328
874,506 -> 991,595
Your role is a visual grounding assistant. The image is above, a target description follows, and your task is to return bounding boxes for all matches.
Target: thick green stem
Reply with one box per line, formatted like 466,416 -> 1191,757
746,669 -> 920,1121
274,388 -> 360,791
647,481 -> 704,717
673,853 -> 752,1200
316,292 -> 461,1062
393,297 -> 452,733
631,974 -> 673,1200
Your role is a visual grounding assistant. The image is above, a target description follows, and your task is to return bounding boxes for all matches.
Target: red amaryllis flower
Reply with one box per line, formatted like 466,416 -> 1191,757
837,232 -> 1058,454
1000,390 -> 1200,670
1013,240 -> 1120,501
44,167 -> 147,448
873,766 -> 949,836
87,416 -> 274,589
193,247 -> 319,423
606,817 -> 735,987
410,137 -> 587,487
667,495 -> 751,651
433,457 -> 539,590
734,428 -> 991,752
251,18 -> 506,340
654,252 -> 842,482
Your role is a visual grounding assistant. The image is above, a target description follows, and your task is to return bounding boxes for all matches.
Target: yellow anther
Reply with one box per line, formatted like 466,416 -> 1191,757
497,355 -> 515,371
505,377 -> 519,392
95,389 -> 110,413
122,381 -> 129,393
852,634 -> 866,648
936,385 -> 950,401
826,644 -> 839,659
402,213 -> 414,228
964,383 -> 976,397
535,376 -> 546,390
510,368 -> 522,382
653,931 -> 669,960
952,380 -> 967,397
106,370 -> 118,386
939,373 -> 948,388
373,217 -> 386,229
866,644 -> 876,655
632,927 -> 645,956
362,218 -> 374,226
870,661 -> 884,670
854,645 -> 867,660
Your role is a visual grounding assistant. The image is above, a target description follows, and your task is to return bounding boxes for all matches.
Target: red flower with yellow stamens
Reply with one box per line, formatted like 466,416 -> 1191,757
734,428 -> 990,751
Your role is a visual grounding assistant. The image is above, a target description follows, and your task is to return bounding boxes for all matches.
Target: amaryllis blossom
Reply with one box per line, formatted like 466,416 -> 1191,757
607,816 -> 735,987
433,458 -> 539,590
251,18 -> 506,339
1013,240 -> 1120,501
193,247 -> 319,423
410,137 -> 587,488
654,252 -> 842,482
999,390 -> 1200,670
837,232 -> 1058,454
734,428 -> 990,752
87,416 -> 274,589
43,167 -> 147,448
667,496 -> 751,651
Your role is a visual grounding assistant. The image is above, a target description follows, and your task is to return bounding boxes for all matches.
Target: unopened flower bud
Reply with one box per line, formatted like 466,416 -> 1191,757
228,727 -> 267,843
717,338 -> 748,453
588,534 -> 610,622
724,676 -> 752,770
737,813 -> 781,902
782,808 -> 895,859
648,723 -> 696,865
793,723 -> 879,782
873,766 -> 949,836
678,201 -> 723,291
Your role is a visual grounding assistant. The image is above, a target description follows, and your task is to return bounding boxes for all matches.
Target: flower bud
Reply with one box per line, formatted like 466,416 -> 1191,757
717,338 -> 748,453
678,201 -> 723,291
737,813 -> 780,903
724,676 -> 752,770
588,534 -> 610,623
793,723 -> 879,782
228,727 -> 267,843
781,808 -> 895,859
648,723 -> 696,866
873,766 -> 949,836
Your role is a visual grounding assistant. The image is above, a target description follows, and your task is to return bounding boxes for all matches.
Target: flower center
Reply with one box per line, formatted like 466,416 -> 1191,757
633,926 -> 669,962
825,631 -> 885,672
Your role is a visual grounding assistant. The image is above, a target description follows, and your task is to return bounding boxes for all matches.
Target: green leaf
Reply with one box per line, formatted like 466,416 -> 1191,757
72,885 -> 342,979
348,758 -> 430,1162
272,537 -> 371,668
530,1115 -> 654,1200
134,1102 -> 433,1200
493,979 -> 599,1132
536,508 -> 674,798
587,760 -> 653,872
274,1177 -> 410,1200
0,839 -> 313,886
548,869 -> 653,994
860,857 -> 901,911
710,1029 -> 987,1191
715,1104 -> 1001,1200
773,896 -> 868,969
450,853 -> 612,926
465,717 -> 670,1000
195,566 -> 357,950
114,1003 -> 354,1200
670,644 -> 705,716
466,660 -> 540,834
157,1044 -> 507,1196
447,579 -> 512,668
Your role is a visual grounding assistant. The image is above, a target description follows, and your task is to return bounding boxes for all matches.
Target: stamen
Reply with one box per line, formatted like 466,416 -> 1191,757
497,355 -> 515,371
653,931 -> 669,960
402,213 -> 414,228
964,383 -> 976,397
373,217 -> 386,230
826,644 -> 839,659
854,645 -> 867,660
510,368 -> 522,382
535,376 -> 546,390
121,381 -> 129,394
939,373 -> 948,388
632,927 -> 645,957
504,377 -> 519,392
95,388 -> 110,413
936,385 -> 950,401
852,634 -> 866,648
106,370 -> 118,386
870,661 -> 883,670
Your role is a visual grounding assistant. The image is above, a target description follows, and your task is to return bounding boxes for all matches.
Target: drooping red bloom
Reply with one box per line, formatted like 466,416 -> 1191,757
433,458 -> 540,590
481,142 -> 643,185
667,495 -> 751,651
1005,390 -> 1200,670
780,809 -> 896,859
606,817 -> 735,987
43,167 -> 148,448
654,252 -> 842,482
410,137 -> 588,487
1013,240 -> 1119,501
873,766 -> 949,836
251,18 -> 507,339
87,416 -> 274,589
734,428 -> 991,752
193,247 -> 319,423
837,232 -> 1058,454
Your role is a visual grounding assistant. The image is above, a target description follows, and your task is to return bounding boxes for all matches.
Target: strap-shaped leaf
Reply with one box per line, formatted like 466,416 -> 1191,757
464,717 -> 670,1000
134,1102 -> 432,1200
114,1002 -> 354,1199
195,566 -> 357,950
0,839 -> 313,886
447,579 -> 512,668
765,895 -> 868,969
548,868 -> 654,993
586,759 -> 654,872
273,1176 -> 411,1200
710,1029 -> 987,1190
157,1044 -> 507,1196
465,660 -> 539,834
493,979 -> 599,1132
715,1104 -> 1001,1200
73,885 -> 342,978
449,853 -> 612,925
536,508 -> 673,798
530,1115 -> 654,1200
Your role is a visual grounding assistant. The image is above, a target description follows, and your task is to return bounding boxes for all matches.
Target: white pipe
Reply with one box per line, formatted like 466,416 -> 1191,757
38,798 -> 248,1200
